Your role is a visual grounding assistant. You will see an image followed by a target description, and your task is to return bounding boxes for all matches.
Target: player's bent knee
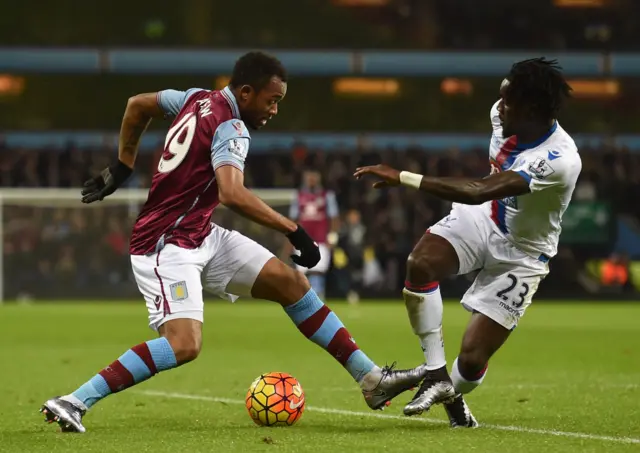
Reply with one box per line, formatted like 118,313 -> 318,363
274,268 -> 311,306
406,233 -> 459,284
158,319 -> 203,364
165,333 -> 202,364
251,258 -> 311,306
406,252 -> 438,284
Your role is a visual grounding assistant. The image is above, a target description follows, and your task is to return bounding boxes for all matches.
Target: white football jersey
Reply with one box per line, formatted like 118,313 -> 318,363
484,100 -> 582,258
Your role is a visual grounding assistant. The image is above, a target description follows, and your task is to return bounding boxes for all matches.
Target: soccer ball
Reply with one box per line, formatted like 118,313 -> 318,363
245,372 -> 305,427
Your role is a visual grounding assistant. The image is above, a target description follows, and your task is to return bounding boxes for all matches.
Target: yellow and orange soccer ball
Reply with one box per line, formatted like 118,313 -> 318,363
245,372 -> 305,427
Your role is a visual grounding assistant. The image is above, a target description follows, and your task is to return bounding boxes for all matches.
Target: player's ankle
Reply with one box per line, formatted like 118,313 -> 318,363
451,357 -> 487,394
358,365 -> 383,390
61,394 -> 88,411
426,365 -> 451,383
457,355 -> 488,381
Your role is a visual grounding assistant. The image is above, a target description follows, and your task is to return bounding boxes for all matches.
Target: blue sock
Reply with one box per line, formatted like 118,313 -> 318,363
308,274 -> 326,298
71,337 -> 177,409
284,289 -> 376,382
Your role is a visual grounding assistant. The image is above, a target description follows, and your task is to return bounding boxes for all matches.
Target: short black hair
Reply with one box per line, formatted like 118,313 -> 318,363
229,51 -> 287,91
506,57 -> 572,120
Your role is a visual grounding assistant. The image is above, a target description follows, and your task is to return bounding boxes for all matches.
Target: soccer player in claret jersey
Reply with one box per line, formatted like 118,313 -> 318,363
355,58 -> 579,427
40,51 -> 428,433
289,169 -> 340,299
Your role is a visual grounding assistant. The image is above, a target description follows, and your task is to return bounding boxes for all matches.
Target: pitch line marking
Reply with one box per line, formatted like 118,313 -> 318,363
138,390 -> 640,445
300,382 -> 639,392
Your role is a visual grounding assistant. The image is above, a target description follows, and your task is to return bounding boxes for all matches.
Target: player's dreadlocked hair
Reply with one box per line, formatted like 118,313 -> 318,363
230,51 -> 287,91
506,57 -> 572,120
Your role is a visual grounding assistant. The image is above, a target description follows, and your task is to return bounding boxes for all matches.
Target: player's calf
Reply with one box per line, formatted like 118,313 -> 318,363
403,233 -> 465,416
452,312 -> 510,394
253,258 -> 376,382
404,233 -> 459,376
252,258 -> 428,409
456,333 -> 491,381
452,339 -> 491,394
40,325 -> 185,432
403,286 -> 448,379
405,233 -> 459,375
72,336 -> 178,407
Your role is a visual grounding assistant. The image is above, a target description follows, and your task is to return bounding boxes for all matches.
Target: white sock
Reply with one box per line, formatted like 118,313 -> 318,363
402,286 -> 446,370
451,357 -> 487,394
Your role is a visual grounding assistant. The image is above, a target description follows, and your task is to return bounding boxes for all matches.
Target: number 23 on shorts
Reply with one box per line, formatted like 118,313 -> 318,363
495,272 -> 538,309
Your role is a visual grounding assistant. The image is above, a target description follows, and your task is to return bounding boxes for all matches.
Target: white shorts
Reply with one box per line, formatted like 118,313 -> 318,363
429,204 -> 550,330
296,243 -> 331,274
131,224 -> 274,331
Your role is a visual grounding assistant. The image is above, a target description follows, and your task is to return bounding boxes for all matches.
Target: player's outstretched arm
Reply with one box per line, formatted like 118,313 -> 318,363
81,93 -> 165,203
354,164 -> 530,205
118,93 -> 166,168
215,165 -> 320,268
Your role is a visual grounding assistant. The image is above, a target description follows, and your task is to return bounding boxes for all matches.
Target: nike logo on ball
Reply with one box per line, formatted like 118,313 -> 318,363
289,399 -> 304,410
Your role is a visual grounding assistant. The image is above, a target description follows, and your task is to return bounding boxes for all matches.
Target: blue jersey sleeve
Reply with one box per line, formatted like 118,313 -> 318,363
157,88 -> 206,117
326,191 -> 339,218
211,119 -> 251,172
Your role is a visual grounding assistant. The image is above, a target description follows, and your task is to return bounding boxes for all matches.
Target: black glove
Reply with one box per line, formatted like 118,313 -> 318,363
81,160 -> 133,203
287,225 -> 321,268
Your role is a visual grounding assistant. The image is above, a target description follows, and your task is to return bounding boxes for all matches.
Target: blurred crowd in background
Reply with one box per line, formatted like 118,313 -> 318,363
3,142 -> 638,300
3,142 -> 640,217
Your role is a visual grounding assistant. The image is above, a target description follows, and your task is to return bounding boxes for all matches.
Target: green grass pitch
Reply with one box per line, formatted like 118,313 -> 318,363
0,300 -> 638,452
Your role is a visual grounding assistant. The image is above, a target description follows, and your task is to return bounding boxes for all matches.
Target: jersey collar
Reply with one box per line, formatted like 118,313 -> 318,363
221,86 -> 241,119
515,121 -> 558,151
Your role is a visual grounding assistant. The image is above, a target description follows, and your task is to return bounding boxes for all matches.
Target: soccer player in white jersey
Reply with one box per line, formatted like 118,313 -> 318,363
355,58 -> 580,427
40,52 -> 427,433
